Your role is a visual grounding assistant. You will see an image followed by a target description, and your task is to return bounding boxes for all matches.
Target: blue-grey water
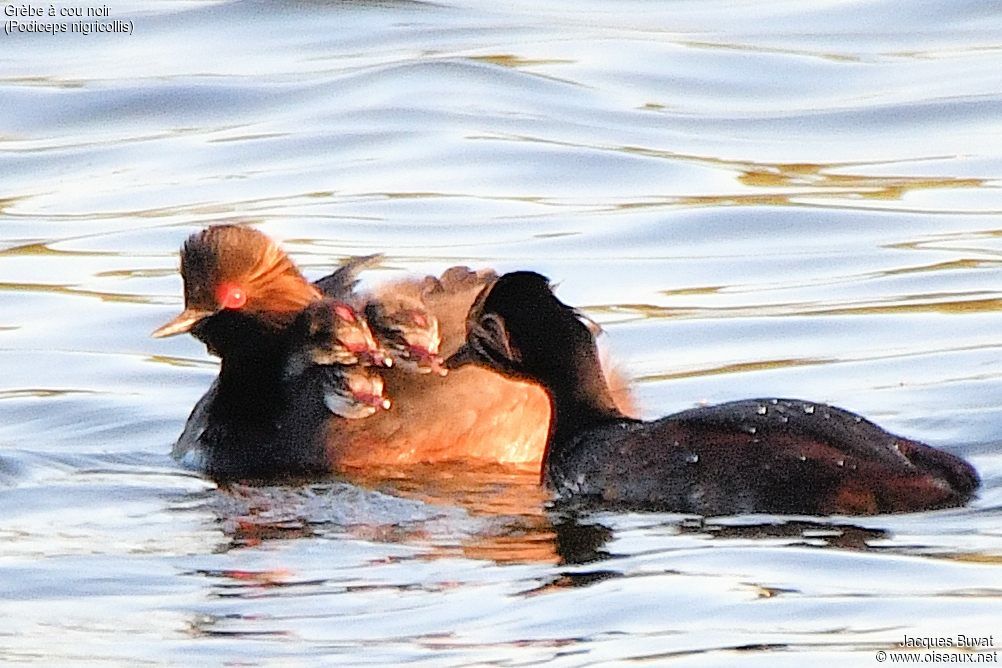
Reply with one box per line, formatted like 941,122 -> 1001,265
2,1 -> 1001,665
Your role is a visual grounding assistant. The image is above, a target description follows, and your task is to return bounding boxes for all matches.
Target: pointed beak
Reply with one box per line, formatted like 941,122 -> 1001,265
444,343 -> 480,370
151,308 -> 214,338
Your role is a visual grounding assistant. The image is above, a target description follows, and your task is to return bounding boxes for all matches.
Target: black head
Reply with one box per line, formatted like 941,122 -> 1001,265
445,271 -> 599,383
152,225 -> 321,355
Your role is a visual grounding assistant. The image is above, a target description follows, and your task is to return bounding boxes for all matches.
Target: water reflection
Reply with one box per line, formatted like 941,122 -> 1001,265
476,134 -> 990,210
736,162 -> 984,202
194,463 -> 907,574
595,293 -> 1002,321
0,242 -> 119,257
0,281 -> 164,304
679,517 -> 889,551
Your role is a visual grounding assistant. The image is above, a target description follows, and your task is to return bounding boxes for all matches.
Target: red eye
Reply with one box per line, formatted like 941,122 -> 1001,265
333,303 -> 356,323
216,283 -> 247,310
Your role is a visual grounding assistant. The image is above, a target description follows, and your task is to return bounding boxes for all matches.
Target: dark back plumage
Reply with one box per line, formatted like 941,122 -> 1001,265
447,271 -> 980,515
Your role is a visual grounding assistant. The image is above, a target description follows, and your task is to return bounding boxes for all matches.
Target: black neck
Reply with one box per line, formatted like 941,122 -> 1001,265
190,310 -> 335,479
536,338 -> 629,471
212,341 -> 288,432
202,311 -> 295,429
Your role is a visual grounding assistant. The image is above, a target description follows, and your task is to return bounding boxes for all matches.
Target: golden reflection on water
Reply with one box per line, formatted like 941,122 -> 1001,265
206,132 -> 290,144
675,39 -> 863,64
209,466 -> 571,565
889,228 -> 1002,255
0,242 -> 117,257
145,353 -> 217,369
736,164 -> 983,202
207,465 -> 907,568
0,75 -> 86,89
359,464 -> 547,516
469,54 -> 574,69
467,53 -> 584,88
0,280 -> 162,305
642,357 -> 835,383
0,196 -> 24,214
96,268 -> 176,279
353,464 -> 561,564
880,259 -> 1000,275
594,293 -> 1002,323
473,132 -> 990,210
644,342 -> 1002,386
0,388 -> 103,399
666,168 -> 985,210
945,553 -> 1002,565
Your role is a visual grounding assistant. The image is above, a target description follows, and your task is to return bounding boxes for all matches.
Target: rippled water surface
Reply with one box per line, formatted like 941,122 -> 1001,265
2,1 -> 1002,665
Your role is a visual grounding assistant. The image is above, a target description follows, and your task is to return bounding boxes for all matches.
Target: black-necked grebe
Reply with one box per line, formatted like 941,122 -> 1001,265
153,227 -> 633,478
446,271 -> 980,515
